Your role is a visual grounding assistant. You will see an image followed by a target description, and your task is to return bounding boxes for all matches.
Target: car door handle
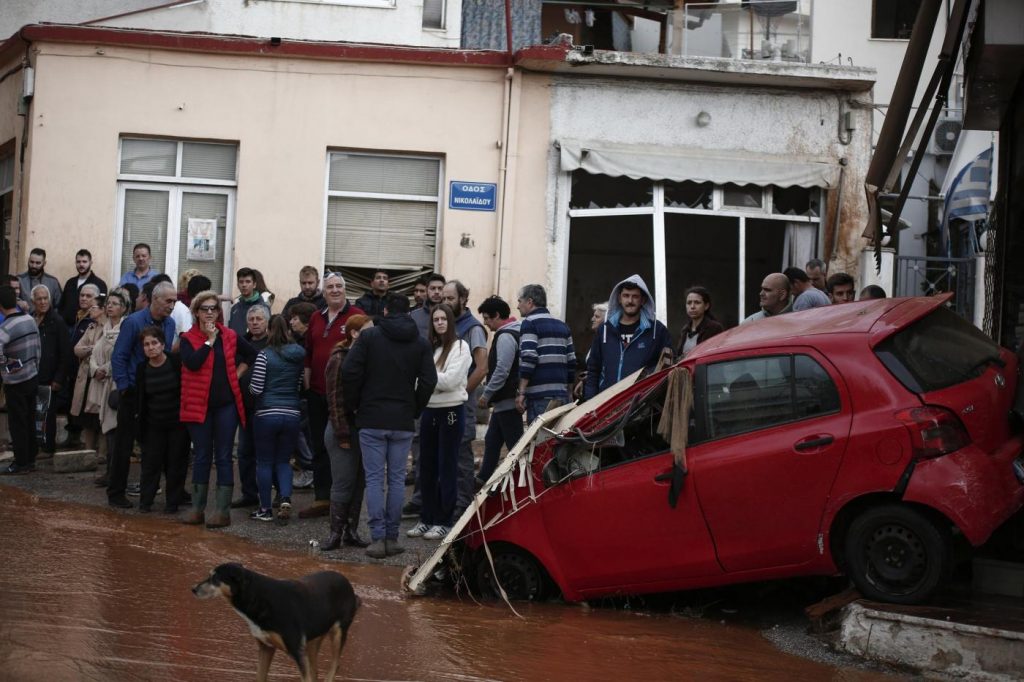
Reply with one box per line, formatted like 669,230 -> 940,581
794,435 -> 834,451
654,471 -> 673,482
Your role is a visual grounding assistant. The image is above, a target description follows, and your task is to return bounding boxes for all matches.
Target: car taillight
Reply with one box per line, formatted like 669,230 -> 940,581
895,406 -> 971,460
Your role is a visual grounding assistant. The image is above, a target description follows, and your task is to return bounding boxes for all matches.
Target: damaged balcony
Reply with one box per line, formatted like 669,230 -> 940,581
537,0 -> 812,62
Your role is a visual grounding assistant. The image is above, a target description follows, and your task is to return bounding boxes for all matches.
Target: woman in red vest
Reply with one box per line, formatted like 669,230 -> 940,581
180,290 -> 255,528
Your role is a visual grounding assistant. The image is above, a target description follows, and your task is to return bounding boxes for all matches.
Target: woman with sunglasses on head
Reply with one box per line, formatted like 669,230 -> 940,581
179,290 -> 256,528
407,303 -> 471,542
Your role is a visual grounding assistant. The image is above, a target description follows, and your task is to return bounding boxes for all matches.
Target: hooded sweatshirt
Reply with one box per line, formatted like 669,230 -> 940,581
584,274 -> 671,399
341,313 -> 437,432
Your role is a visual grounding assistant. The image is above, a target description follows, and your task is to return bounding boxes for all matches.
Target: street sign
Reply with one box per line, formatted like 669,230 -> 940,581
449,181 -> 497,212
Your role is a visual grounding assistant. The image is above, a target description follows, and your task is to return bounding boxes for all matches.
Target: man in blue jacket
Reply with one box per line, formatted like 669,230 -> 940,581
584,275 -> 671,400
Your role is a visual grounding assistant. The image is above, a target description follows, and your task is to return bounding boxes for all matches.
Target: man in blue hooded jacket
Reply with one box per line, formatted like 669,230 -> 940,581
584,275 -> 671,400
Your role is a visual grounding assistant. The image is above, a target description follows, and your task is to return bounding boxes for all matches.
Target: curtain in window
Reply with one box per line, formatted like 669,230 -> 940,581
460,0 -> 541,51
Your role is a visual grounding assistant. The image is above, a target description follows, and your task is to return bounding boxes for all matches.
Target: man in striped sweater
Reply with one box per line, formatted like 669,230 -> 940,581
515,284 -> 575,424
0,285 -> 42,475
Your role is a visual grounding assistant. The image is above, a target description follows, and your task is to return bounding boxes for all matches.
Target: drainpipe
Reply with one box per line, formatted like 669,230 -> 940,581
493,0 -> 516,296
862,0 -> 941,247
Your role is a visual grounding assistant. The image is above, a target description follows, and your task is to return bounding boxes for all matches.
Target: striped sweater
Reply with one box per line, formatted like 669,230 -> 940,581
518,308 -> 575,400
0,311 -> 41,384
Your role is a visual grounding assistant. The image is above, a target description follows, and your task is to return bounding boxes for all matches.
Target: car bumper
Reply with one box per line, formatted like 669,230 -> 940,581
903,435 -> 1024,546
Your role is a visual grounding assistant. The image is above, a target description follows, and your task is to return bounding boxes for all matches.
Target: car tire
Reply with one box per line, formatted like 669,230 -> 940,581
844,504 -> 951,605
475,548 -> 549,602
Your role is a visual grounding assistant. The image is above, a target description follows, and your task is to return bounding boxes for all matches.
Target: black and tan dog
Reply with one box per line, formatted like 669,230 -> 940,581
193,562 -> 359,682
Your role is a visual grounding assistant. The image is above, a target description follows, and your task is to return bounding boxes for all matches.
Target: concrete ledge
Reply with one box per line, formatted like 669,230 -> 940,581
52,449 -> 99,473
837,602 -> 1024,680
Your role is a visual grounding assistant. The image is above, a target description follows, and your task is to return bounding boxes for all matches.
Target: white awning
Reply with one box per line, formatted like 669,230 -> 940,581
558,139 -> 840,189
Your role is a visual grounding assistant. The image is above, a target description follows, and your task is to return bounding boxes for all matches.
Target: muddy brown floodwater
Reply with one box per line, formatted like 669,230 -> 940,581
0,485 -> 891,681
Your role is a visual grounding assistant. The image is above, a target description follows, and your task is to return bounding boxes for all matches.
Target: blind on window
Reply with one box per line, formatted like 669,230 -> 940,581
182,142 -> 237,181
325,197 -> 436,270
178,192 -> 229,292
423,0 -> 444,28
120,139 -> 177,176
328,154 -> 440,197
0,154 -> 13,195
121,189 -> 169,277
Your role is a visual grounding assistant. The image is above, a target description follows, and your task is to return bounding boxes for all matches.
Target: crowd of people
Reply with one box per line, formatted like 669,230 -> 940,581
0,244 -> 879,559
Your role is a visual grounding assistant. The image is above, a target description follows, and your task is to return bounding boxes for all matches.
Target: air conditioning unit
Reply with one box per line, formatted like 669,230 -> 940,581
930,118 -> 962,156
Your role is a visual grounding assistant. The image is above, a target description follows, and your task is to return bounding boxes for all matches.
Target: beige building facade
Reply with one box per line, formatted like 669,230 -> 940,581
0,24 -> 874,341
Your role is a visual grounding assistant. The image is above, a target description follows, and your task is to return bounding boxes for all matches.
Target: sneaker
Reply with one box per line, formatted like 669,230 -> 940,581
277,498 -> 292,520
293,470 -> 314,489
250,508 -> 273,522
401,502 -> 421,519
406,522 -> 430,538
423,525 -> 451,541
126,482 -> 141,497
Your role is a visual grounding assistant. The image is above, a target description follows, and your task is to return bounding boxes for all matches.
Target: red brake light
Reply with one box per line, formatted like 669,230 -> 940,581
895,406 -> 971,460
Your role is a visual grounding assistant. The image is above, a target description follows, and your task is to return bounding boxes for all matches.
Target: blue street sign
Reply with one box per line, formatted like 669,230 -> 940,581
449,181 -> 497,212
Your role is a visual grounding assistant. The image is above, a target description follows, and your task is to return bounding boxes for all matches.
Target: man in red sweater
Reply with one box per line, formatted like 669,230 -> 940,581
300,272 -> 364,518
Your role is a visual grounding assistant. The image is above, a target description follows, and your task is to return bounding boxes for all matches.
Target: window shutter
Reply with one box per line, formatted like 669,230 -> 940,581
325,197 -> 437,270
120,139 -> 177,176
423,0 -> 444,28
328,154 -> 439,197
181,142 -> 238,181
0,154 -> 13,195
177,192 -> 229,292
121,189 -> 169,276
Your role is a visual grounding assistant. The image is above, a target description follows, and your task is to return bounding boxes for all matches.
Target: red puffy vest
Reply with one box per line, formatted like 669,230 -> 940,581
179,323 -> 247,426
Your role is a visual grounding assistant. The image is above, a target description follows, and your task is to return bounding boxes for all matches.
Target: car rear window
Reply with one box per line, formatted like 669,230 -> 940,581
875,305 -> 1002,393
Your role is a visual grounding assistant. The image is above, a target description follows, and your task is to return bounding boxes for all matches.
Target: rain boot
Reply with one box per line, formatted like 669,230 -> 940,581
206,485 -> 233,529
183,483 -> 209,525
320,501 -> 347,551
342,482 -> 369,547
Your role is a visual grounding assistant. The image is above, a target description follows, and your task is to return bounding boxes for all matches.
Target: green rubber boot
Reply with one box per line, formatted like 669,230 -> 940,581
206,485 -> 234,528
183,483 -> 209,525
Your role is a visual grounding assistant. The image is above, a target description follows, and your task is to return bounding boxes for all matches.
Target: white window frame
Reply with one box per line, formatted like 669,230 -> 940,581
565,177 -> 823,324
112,183 -> 237,294
321,150 -> 444,274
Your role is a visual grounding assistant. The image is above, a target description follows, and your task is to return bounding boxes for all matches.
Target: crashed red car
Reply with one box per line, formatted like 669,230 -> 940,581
406,296 -> 1024,605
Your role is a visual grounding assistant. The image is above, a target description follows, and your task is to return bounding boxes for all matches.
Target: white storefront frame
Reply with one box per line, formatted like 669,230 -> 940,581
560,172 -> 822,324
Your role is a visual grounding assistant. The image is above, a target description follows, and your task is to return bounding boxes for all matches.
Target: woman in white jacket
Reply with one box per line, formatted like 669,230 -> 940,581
407,303 -> 471,541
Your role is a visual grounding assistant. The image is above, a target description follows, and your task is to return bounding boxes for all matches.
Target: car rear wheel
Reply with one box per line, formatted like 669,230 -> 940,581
475,548 -> 549,602
844,504 -> 950,604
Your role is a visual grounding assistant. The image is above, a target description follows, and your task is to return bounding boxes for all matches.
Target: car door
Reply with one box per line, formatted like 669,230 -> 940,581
540,451 -> 722,594
539,383 -> 721,594
690,350 -> 852,573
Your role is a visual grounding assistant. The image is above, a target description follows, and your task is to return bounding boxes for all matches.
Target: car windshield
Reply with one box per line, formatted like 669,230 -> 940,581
875,305 -> 1003,393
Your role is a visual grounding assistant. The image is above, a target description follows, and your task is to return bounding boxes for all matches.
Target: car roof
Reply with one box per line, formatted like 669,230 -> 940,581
687,296 -> 947,360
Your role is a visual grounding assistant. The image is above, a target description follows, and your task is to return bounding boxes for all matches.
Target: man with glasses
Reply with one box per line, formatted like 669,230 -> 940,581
109,281 -> 177,508
300,272 -> 365,519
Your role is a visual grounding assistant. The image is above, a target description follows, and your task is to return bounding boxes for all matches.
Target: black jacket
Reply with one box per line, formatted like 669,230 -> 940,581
59,272 -> 108,327
36,309 -> 71,385
341,313 -> 437,432
135,353 -> 182,431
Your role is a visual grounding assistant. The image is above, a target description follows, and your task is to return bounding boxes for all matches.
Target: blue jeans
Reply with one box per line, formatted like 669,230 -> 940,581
526,396 -> 565,425
359,428 -> 414,541
419,405 -> 464,526
187,402 -> 239,486
480,409 -> 524,482
253,412 -> 298,510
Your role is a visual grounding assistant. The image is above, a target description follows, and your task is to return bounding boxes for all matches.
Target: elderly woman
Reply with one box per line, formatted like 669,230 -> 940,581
65,283 -> 103,448
31,285 -> 71,453
69,289 -> 105,446
180,290 -> 256,528
79,288 -> 130,486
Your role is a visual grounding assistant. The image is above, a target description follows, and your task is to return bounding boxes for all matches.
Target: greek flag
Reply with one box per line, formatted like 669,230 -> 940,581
941,130 -> 994,255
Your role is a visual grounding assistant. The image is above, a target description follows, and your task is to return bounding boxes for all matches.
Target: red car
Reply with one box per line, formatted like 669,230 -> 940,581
409,296 -> 1024,605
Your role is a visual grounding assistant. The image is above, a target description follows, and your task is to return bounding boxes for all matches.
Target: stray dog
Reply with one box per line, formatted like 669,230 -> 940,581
193,563 -> 359,682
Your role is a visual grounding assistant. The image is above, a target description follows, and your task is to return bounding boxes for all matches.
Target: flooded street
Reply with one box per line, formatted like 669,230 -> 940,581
0,485 -> 892,681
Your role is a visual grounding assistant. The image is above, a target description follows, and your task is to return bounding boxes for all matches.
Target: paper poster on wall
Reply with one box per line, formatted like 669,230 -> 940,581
187,218 -> 217,262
